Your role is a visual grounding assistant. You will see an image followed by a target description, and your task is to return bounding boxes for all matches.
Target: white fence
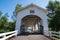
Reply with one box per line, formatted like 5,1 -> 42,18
0,30 -> 18,40
49,31 -> 60,38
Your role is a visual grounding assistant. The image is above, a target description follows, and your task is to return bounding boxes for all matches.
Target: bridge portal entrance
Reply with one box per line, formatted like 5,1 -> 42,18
20,15 -> 43,34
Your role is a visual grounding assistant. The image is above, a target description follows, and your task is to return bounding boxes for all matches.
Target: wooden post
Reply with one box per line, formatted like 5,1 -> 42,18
49,31 -> 52,37
15,30 -> 18,37
59,31 -> 60,38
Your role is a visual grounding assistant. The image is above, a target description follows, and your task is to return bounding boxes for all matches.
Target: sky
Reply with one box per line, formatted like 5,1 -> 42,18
0,0 -> 59,21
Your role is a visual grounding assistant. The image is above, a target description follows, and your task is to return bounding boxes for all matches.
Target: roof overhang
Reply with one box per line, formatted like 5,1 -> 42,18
16,4 -> 48,14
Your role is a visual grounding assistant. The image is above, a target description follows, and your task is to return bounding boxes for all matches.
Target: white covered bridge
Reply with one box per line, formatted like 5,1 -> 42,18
15,4 -> 49,36
0,4 -> 56,40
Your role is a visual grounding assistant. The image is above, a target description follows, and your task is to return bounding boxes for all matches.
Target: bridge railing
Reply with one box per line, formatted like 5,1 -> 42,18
0,30 -> 18,40
49,31 -> 60,38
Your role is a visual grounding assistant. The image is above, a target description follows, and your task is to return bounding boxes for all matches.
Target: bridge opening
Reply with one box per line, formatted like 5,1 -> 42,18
20,15 -> 43,34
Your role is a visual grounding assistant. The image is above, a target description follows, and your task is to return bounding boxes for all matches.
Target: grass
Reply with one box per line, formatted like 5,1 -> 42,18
50,37 -> 60,40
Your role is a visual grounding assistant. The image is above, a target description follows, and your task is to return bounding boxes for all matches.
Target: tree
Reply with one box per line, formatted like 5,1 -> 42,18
15,4 -> 22,11
47,0 -> 60,31
0,11 -> 15,33
11,4 -> 22,31
12,4 -> 22,22
0,4 -> 22,33
12,4 -> 22,27
0,11 -> 2,18
0,12 -> 9,33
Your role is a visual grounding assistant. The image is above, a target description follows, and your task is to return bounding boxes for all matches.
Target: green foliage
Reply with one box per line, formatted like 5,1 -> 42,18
0,4 -> 21,33
0,4 -> 22,33
15,4 -> 22,11
12,4 -> 22,22
0,11 -> 2,18
47,1 -> 55,11
0,11 -> 15,33
47,0 -> 60,31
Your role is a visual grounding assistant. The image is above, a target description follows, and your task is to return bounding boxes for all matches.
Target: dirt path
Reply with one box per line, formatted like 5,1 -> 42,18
10,35 -> 51,40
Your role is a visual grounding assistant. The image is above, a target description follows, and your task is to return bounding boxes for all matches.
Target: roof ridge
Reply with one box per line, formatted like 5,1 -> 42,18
16,4 -> 48,14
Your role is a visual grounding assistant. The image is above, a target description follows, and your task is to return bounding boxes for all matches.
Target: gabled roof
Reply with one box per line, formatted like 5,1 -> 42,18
16,4 -> 48,14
